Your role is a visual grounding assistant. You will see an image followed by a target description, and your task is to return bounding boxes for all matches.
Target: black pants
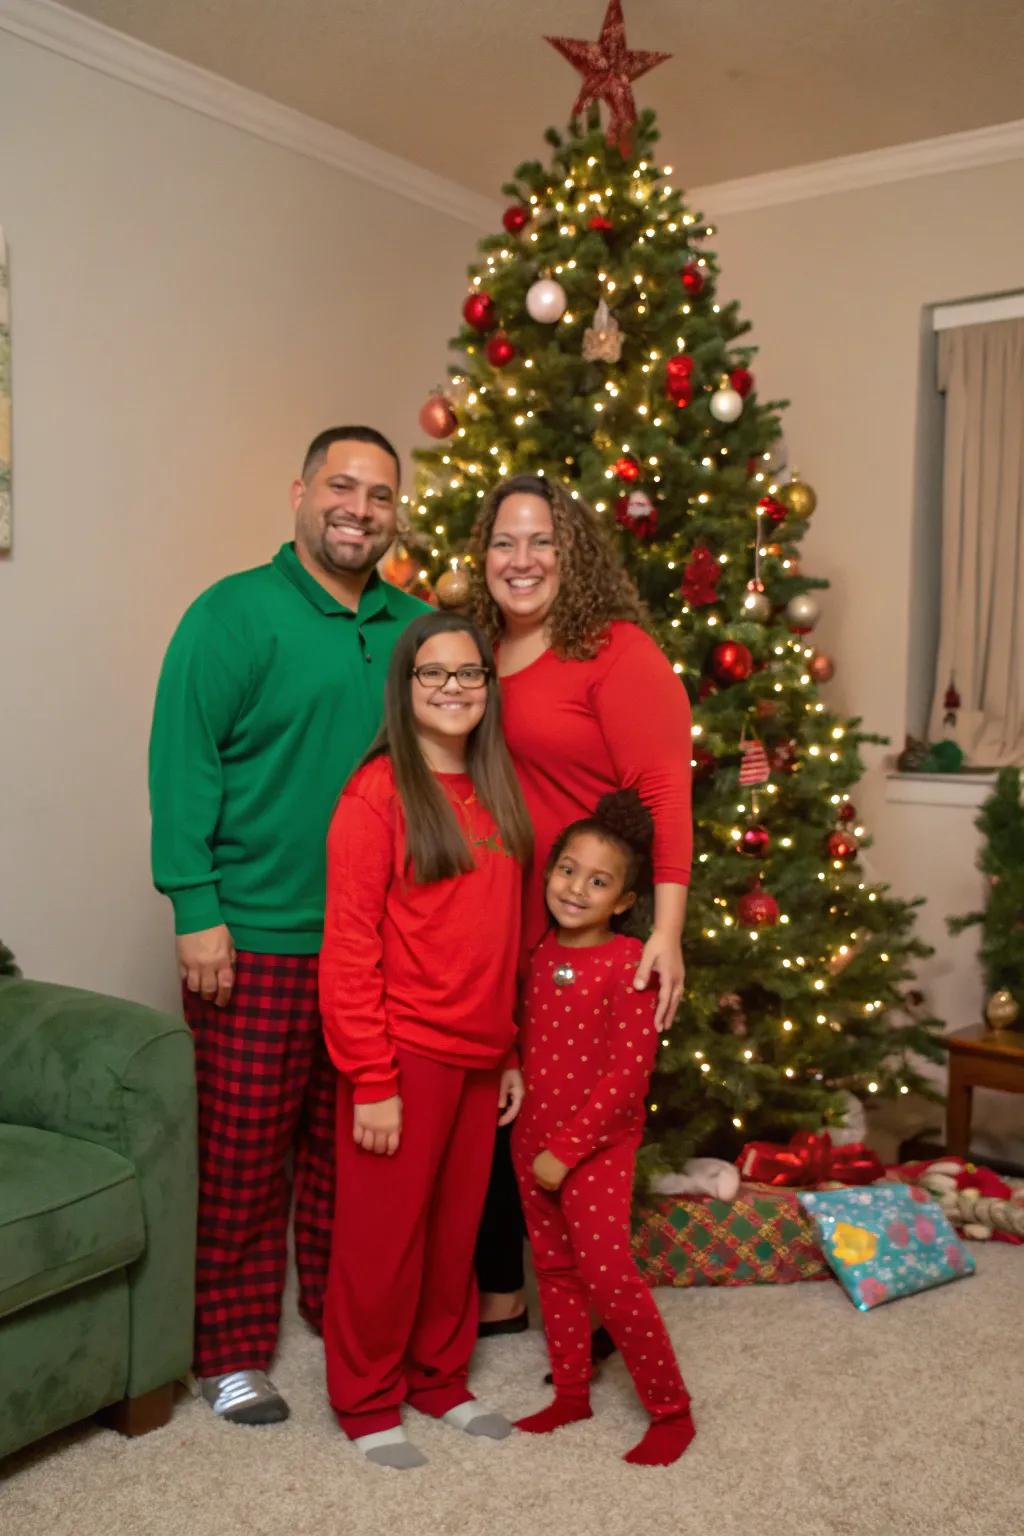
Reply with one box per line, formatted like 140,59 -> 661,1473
474,1121 -> 526,1294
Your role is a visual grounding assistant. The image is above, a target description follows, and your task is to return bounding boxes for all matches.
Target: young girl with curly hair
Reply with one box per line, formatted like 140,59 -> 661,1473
512,790 -> 695,1466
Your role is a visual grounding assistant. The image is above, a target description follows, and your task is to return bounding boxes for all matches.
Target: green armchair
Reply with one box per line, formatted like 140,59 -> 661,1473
0,976 -> 197,1459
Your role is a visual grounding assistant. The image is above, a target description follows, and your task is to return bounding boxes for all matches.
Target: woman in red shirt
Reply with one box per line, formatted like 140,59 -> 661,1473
469,474 -> 693,1332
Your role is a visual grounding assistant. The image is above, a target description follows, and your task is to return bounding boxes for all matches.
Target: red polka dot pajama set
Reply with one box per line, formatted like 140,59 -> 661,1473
512,931 -> 691,1421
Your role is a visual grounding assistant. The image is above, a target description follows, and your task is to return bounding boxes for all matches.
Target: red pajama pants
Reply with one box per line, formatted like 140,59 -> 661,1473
184,951 -> 335,1377
324,1047 -> 500,1438
513,1132 -> 690,1419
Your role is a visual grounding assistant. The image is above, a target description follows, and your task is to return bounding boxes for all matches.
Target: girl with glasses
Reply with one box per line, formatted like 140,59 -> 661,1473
318,611 -> 531,1469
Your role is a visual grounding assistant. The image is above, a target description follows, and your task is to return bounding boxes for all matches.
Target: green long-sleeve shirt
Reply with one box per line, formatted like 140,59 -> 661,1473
149,542 -> 427,954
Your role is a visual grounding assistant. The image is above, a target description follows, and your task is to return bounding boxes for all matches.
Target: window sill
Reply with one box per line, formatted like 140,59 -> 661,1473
884,772 -> 996,809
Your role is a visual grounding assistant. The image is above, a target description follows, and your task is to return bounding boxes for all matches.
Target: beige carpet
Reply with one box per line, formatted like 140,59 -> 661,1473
2,1247 -> 1019,1536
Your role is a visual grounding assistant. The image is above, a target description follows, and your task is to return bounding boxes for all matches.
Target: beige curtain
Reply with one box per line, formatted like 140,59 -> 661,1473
930,318 -> 1024,765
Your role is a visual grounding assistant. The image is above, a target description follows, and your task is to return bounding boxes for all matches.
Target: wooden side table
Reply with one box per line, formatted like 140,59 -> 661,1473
942,1025 -> 1024,1157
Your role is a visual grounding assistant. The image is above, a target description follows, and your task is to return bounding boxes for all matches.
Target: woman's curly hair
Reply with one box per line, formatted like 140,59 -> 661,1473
468,474 -> 647,660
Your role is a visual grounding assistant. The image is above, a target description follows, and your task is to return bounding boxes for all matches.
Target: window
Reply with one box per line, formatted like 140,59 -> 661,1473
909,293 -> 1024,768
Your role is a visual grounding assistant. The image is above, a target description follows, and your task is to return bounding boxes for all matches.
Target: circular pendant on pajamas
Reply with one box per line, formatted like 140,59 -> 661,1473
552,963 -> 577,987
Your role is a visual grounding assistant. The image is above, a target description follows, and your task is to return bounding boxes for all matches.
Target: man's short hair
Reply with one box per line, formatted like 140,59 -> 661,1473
302,426 -> 401,483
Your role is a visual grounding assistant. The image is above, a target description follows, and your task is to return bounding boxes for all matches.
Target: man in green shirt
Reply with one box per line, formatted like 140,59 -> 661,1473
150,426 -> 427,1424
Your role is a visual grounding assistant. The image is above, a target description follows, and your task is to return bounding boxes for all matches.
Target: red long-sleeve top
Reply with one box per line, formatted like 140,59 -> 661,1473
499,622 -> 693,952
514,932 -> 659,1169
319,755 -> 522,1103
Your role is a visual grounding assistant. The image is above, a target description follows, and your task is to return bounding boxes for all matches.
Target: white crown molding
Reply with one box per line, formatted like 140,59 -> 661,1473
4,0 -> 1023,226
691,118 -> 1024,216
0,0 -> 496,228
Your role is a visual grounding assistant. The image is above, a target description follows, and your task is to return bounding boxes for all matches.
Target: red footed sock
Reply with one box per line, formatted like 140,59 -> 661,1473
624,1409 -> 696,1466
514,1394 -> 592,1435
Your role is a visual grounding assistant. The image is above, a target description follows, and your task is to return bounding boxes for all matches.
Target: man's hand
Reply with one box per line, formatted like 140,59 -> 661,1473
633,930 -> 685,1033
497,1067 -> 525,1127
177,925 -> 236,1007
353,1096 -> 402,1156
533,1149 -> 569,1192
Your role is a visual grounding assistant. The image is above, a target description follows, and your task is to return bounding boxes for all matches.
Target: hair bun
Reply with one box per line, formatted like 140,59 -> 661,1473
594,788 -> 654,858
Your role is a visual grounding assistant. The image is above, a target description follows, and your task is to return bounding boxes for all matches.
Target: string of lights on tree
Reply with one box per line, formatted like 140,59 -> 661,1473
388,0 -> 943,1165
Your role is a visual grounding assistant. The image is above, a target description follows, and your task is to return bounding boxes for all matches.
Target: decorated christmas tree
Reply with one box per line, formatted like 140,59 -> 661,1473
949,767 -> 1024,1030
402,1 -> 944,1170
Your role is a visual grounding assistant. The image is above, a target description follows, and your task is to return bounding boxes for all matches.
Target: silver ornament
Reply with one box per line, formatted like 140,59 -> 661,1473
552,963 -> 577,987
710,386 -> 743,423
786,592 -> 820,629
526,278 -> 568,324
742,589 -> 772,622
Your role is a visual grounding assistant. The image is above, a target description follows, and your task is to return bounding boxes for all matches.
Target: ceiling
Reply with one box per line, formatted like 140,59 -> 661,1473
53,0 -> 1024,194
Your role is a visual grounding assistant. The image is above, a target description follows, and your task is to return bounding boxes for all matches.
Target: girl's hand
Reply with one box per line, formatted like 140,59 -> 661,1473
497,1067 -> 524,1126
353,1095 -> 402,1156
634,930 -> 685,1032
533,1149 -> 569,1192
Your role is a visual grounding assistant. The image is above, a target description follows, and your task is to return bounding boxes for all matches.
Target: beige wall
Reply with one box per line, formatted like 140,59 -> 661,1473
0,32 -> 473,1012
706,159 -> 1024,1158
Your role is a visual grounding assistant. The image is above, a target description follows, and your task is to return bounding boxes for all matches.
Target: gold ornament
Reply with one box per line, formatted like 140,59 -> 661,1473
985,989 -> 1020,1030
582,299 -> 623,363
782,475 -> 818,519
435,565 -> 471,609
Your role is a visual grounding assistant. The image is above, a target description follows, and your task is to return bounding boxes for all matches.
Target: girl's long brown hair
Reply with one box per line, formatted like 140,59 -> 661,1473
362,611 -> 532,883
469,474 -> 646,661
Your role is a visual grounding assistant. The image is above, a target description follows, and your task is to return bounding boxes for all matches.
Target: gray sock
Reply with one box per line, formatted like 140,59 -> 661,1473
354,1427 -> 428,1470
442,1401 -> 512,1439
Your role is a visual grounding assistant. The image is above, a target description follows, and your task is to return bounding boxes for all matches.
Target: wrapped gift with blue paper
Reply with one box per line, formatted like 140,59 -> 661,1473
799,1182 -> 975,1311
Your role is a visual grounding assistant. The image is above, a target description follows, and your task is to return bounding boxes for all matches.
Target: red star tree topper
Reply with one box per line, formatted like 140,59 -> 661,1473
546,0 -> 671,153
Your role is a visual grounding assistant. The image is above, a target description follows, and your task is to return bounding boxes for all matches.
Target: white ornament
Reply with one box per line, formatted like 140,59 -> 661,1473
786,592 -> 820,629
526,278 -> 568,324
710,386 -> 744,423
742,589 -> 772,622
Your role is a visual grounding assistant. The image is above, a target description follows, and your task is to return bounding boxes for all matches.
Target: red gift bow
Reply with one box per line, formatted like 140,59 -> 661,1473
737,1131 -> 884,1188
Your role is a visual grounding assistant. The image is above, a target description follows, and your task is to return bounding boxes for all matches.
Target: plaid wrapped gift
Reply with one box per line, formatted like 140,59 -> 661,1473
632,1181 -> 829,1287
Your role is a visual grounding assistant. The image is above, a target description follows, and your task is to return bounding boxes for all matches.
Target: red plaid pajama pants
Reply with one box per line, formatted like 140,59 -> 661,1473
184,950 -> 335,1377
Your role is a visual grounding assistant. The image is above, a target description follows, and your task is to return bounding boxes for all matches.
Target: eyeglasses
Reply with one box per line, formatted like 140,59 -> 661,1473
410,664 -> 491,690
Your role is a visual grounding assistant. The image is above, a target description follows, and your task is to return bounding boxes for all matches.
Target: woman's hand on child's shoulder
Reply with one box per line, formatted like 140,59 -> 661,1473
353,1095 -> 402,1156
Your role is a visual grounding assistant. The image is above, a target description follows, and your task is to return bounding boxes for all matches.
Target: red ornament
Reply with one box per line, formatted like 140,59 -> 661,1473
666,353 -> 694,379
680,262 -> 705,296
739,824 -> 771,857
502,205 -> 529,235
665,353 -> 695,407
588,214 -> 614,234
757,495 -> 788,526
681,545 -> 720,607
770,740 -> 799,774
826,831 -> 858,862
710,641 -> 754,685
692,744 -> 716,778
737,881 -> 780,928
944,679 -> 962,711
614,454 -> 641,482
486,333 -> 517,368
739,738 -> 771,786
545,0 -> 672,153
418,392 -> 457,440
809,652 -> 835,683
614,491 -> 657,540
730,367 -> 754,398
463,292 -> 497,333
838,802 -> 857,825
